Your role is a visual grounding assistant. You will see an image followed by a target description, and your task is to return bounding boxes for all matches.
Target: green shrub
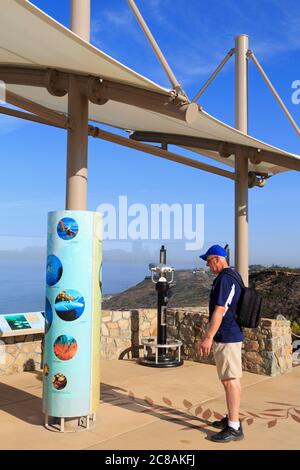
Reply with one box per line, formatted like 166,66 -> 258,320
291,321 -> 300,336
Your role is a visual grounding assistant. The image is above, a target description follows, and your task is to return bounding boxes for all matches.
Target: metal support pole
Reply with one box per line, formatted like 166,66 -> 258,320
66,75 -> 89,209
235,35 -> 249,286
70,0 -> 90,42
127,0 -> 186,97
66,0 -> 90,210
192,49 -> 235,102
248,51 -> 300,137
60,417 -> 65,433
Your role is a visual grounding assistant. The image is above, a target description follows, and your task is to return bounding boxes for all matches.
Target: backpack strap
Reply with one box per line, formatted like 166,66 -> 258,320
221,268 -> 245,289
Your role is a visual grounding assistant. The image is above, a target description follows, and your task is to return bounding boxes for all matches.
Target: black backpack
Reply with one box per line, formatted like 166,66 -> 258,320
221,268 -> 262,328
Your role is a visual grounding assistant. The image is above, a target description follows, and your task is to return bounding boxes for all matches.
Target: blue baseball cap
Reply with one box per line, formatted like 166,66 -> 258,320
199,244 -> 227,261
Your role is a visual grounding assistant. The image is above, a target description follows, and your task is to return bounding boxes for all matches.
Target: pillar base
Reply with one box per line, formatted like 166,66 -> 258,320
44,413 -> 96,433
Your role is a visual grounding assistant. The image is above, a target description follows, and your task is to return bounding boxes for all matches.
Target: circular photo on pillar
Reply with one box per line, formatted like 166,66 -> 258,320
54,334 -> 78,361
43,363 -> 49,376
52,373 -> 67,390
55,289 -> 85,321
57,217 -> 78,240
46,254 -> 63,286
44,297 -> 53,333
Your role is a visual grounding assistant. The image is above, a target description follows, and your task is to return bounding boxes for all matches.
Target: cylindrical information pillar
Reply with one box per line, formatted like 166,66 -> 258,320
43,210 -> 102,431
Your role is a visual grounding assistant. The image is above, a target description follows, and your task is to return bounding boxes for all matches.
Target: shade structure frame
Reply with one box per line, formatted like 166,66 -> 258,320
0,65 -> 197,125
0,0 -> 299,178
88,125 -> 237,180
1,65 -> 299,175
130,131 -> 300,174
0,93 -> 295,179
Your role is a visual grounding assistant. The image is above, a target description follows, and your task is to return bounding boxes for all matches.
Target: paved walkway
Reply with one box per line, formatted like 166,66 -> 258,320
0,360 -> 299,450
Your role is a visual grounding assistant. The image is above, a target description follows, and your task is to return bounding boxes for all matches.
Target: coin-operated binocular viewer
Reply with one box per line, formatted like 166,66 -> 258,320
139,245 -> 183,368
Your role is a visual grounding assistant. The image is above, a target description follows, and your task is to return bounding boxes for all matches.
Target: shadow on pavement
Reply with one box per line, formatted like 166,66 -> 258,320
0,372 -> 43,426
100,381 -> 217,439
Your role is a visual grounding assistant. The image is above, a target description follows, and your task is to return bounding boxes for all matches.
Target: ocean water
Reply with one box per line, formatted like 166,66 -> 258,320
0,261 -> 45,314
0,260 -> 148,314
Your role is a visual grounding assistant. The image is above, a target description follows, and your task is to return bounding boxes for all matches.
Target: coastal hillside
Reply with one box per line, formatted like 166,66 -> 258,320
103,268 -> 300,322
103,269 -> 213,310
250,269 -> 300,321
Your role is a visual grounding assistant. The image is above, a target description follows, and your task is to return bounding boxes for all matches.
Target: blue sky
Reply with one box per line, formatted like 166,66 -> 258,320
0,0 -> 300,267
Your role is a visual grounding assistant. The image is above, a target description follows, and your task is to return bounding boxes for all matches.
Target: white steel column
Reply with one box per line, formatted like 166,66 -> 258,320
235,34 -> 249,285
66,0 -> 90,210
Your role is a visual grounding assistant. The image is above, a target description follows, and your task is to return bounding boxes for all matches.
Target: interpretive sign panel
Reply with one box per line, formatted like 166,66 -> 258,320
0,312 -> 45,337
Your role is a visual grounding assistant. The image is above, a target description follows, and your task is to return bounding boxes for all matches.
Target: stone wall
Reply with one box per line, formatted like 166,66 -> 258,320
166,308 -> 293,376
101,309 -> 157,360
0,334 -> 43,375
243,319 -> 293,375
101,308 -> 292,376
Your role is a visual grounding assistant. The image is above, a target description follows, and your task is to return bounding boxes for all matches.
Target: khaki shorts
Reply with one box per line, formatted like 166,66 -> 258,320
213,341 -> 243,380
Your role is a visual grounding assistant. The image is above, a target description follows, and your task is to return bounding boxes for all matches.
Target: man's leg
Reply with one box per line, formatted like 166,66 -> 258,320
210,378 -> 244,441
221,377 -> 241,422
210,343 -> 244,441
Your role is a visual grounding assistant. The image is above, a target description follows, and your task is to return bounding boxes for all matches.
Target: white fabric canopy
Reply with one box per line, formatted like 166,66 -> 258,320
0,0 -> 299,175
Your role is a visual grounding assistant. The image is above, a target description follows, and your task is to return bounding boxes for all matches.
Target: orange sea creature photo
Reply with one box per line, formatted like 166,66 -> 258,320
54,335 -> 78,361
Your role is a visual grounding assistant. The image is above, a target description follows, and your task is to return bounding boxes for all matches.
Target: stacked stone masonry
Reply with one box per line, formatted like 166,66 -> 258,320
0,334 -> 43,375
166,309 -> 293,376
101,308 -> 293,376
101,309 -> 157,360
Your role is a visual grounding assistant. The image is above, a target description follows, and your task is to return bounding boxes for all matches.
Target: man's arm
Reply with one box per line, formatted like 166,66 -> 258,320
197,305 -> 226,356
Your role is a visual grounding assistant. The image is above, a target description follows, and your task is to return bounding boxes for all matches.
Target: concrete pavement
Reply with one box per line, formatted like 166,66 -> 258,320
0,360 -> 299,450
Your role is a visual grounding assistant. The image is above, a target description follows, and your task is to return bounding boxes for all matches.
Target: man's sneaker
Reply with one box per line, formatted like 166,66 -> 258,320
210,424 -> 244,442
211,416 -> 228,429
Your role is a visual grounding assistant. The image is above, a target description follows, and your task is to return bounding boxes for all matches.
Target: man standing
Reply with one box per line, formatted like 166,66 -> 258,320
197,244 -> 244,442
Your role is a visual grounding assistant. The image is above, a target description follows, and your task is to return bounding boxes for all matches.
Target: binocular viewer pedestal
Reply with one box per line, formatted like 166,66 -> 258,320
139,336 -> 183,368
138,245 -> 183,369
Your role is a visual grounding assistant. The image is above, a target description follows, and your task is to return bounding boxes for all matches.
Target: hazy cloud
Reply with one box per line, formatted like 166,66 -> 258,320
0,246 -> 46,262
